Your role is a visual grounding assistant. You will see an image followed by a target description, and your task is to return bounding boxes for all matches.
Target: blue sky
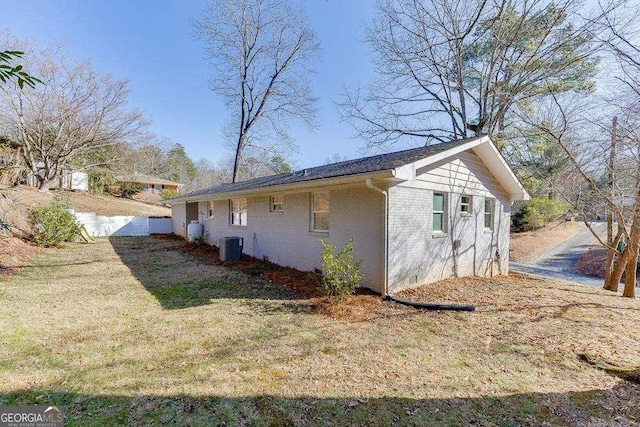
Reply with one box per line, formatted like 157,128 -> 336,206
3,0 -> 392,169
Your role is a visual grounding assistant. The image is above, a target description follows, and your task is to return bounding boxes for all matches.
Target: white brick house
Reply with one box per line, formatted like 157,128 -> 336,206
169,136 -> 529,295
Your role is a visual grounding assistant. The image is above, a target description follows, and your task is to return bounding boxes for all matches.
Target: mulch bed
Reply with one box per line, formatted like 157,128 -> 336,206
154,234 -> 407,321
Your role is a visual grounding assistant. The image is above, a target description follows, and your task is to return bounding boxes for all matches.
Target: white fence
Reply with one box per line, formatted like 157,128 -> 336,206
72,211 -> 173,237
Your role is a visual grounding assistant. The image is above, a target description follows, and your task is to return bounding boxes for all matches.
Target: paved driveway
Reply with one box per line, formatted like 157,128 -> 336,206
510,222 -> 606,288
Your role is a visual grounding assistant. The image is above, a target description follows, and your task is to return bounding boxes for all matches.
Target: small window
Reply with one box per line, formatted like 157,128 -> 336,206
460,195 -> 471,214
433,192 -> 447,233
230,198 -> 247,226
207,201 -> 214,219
311,192 -> 329,232
484,198 -> 494,229
270,195 -> 284,212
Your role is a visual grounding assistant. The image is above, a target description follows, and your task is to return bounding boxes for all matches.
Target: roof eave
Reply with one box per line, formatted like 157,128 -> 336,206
167,170 -> 395,203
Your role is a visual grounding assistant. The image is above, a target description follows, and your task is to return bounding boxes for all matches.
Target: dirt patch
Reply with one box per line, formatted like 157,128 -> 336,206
510,220 -> 583,263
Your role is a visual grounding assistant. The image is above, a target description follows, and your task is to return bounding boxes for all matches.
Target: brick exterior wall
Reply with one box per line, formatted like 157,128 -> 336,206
387,152 -> 511,293
193,186 -> 386,292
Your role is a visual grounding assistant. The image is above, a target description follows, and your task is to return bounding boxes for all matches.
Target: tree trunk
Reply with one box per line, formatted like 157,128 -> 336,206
604,249 -> 617,291
605,116 -> 618,291
623,253 -> 636,298
622,221 -> 640,298
608,249 -> 630,293
232,133 -> 245,184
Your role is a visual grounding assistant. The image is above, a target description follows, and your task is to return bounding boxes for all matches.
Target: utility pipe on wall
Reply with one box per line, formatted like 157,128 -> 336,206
365,178 -> 388,296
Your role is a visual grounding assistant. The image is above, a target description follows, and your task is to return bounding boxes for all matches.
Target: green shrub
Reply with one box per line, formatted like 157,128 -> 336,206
117,182 -> 144,199
161,188 -> 180,200
512,198 -> 566,231
318,238 -> 362,299
29,197 -> 80,246
89,172 -> 117,195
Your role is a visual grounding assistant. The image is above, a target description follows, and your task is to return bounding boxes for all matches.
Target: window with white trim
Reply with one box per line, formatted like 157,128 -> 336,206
230,198 -> 247,226
484,198 -> 494,229
311,192 -> 329,232
433,192 -> 447,233
207,201 -> 214,219
460,195 -> 471,215
270,195 -> 284,212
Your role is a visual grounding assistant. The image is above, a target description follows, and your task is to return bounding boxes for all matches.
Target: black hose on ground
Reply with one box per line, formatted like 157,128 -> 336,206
385,294 -> 475,311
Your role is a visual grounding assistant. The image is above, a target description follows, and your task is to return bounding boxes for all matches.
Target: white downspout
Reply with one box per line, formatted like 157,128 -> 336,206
366,178 -> 388,296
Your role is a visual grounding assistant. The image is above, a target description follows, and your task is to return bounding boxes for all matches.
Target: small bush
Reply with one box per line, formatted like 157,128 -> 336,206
117,182 -> 144,199
318,238 -> 362,299
29,197 -> 80,246
512,198 -> 566,231
161,189 -> 180,200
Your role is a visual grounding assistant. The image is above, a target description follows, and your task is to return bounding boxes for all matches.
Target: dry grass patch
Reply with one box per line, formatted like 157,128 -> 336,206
1,237 -> 639,426
1,185 -> 170,220
510,220 -> 582,263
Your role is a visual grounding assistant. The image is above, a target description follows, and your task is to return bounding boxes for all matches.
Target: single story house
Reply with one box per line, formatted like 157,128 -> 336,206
169,136 -> 529,295
116,173 -> 182,194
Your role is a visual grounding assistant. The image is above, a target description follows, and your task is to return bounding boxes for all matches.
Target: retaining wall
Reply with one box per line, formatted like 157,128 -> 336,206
72,211 -> 173,237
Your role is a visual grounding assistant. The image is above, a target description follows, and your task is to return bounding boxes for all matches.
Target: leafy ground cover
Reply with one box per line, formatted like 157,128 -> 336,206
1,236 -> 638,426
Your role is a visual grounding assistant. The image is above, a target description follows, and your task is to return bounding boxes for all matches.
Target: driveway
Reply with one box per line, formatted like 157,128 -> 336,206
510,222 -> 606,288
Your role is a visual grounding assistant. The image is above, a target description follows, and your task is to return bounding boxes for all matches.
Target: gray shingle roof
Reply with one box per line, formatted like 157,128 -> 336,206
178,137 -> 478,200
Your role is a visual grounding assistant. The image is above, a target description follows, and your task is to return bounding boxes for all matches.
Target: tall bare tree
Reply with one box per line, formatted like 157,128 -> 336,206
194,0 -> 320,182
341,0 -> 599,149
524,91 -> 638,298
0,44 -> 147,191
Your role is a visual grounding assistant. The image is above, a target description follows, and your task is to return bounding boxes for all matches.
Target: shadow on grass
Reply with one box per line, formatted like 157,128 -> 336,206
1,385 -> 639,426
108,236 -> 303,310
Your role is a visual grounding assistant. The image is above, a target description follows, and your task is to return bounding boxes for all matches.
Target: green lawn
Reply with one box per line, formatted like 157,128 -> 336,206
1,237 -> 639,426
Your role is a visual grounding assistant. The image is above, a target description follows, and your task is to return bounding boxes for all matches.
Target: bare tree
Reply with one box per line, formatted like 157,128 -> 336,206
0,42 -> 148,191
194,0 -> 320,182
340,0 -> 599,149
517,89 -> 638,298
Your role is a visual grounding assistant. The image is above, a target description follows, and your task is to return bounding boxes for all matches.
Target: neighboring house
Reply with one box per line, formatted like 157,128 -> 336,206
116,173 -> 182,194
25,163 -> 89,191
169,136 -> 529,295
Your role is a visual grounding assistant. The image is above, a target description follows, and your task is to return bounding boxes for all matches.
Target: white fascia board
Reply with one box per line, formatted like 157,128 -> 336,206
167,170 -> 395,204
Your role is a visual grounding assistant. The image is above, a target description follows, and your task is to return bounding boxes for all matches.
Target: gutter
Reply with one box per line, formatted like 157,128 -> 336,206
365,178 -> 389,297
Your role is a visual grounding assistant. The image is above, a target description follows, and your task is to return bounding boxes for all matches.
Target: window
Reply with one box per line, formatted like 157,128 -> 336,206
207,201 -> 214,219
484,198 -> 494,229
230,198 -> 247,226
311,192 -> 329,232
433,192 -> 446,233
270,195 -> 284,212
460,195 -> 471,214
